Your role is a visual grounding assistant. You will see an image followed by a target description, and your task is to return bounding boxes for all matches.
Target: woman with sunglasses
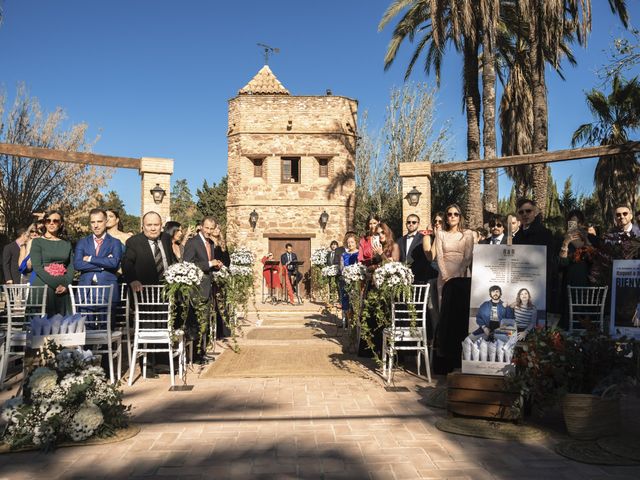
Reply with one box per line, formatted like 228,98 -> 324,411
17,223 -> 42,283
30,210 -> 75,315
372,222 -> 400,263
434,204 -> 474,299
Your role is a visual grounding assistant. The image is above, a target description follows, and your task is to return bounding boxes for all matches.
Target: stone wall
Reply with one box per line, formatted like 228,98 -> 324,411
226,94 -> 357,287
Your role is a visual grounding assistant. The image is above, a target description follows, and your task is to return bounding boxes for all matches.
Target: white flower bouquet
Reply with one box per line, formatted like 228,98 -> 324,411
311,247 -> 330,266
1,340 -> 129,451
230,247 -> 255,266
373,261 -> 414,289
229,265 -> 253,277
321,265 -> 339,277
342,263 -> 366,285
211,265 -> 230,285
165,261 -> 203,286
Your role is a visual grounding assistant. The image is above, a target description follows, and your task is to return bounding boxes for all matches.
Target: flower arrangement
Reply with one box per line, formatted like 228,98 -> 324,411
342,263 -> 366,285
214,247 -> 256,346
321,265 -> 339,277
311,247 -> 330,267
1,341 -> 129,451
506,328 -> 636,416
372,261 -> 414,290
44,263 -> 67,276
361,261 -> 416,365
230,247 -> 255,266
163,262 -> 208,349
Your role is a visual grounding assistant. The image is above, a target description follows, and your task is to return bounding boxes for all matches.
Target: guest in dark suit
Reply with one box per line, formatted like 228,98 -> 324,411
326,241 -> 342,267
183,216 -> 221,343
2,228 -> 28,284
281,243 -> 302,297
122,211 -> 176,291
481,215 -> 508,245
74,209 -> 123,306
399,214 -> 438,283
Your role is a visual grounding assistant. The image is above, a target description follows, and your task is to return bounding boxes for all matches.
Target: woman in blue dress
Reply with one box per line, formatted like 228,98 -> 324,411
339,232 -> 359,328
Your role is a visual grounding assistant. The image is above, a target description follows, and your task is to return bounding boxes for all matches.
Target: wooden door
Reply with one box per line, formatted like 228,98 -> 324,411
268,237 -> 311,297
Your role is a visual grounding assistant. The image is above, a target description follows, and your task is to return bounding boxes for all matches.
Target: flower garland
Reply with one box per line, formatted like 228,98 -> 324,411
342,263 -> 367,349
1,341 -> 130,451
360,262 -> 415,366
163,262 -> 209,350
310,248 -> 330,301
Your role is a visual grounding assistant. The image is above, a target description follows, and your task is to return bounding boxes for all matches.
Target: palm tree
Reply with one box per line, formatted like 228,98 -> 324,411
480,0 -> 500,217
571,75 -> 640,222
380,0 -> 483,227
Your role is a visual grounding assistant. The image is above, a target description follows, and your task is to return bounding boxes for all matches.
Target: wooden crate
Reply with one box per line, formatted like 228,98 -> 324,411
447,372 -> 521,420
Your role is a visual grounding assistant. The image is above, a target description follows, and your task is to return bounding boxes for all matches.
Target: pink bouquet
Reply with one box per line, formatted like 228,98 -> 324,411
44,263 -> 67,276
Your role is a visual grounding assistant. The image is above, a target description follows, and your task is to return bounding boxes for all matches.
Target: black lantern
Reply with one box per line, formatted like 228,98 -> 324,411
249,209 -> 259,231
150,183 -> 166,204
319,210 -> 329,231
404,186 -> 422,207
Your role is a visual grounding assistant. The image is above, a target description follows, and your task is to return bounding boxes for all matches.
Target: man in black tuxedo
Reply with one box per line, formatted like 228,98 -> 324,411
481,215 -> 508,245
2,228 -> 28,284
281,243 -> 302,296
122,211 -> 176,291
398,214 -> 437,284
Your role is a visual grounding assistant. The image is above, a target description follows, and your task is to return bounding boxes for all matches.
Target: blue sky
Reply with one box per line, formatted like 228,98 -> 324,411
0,0 -> 638,214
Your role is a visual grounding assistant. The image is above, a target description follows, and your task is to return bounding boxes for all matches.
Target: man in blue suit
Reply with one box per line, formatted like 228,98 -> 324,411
74,208 -> 123,309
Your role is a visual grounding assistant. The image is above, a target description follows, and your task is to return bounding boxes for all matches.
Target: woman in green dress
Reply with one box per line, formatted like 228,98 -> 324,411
30,210 -> 75,316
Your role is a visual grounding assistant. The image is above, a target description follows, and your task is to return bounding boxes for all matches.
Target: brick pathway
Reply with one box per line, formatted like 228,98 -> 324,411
1,306 -> 639,479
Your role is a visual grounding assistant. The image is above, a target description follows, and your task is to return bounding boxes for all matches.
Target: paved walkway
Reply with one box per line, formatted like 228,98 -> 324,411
1,305 -> 640,479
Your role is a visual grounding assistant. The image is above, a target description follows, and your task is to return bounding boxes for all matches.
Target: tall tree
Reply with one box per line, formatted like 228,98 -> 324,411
170,179 -> 199,226
379,0 -> 484,228
0,85 -> 111,236
480,0 -> 500,217
571,75 -> 640,223
196,176 -> 228,227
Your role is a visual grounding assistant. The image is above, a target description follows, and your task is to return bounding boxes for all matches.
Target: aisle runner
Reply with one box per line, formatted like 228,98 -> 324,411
202,309 -> 362,378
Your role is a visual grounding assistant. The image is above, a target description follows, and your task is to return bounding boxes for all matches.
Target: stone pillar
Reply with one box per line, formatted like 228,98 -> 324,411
139,157 -> 174,223
399,162 -> 432,235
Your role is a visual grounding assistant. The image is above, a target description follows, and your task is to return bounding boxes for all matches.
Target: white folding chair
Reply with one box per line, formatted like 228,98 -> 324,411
69,285 -> 122,384
568,286 -> 608,333
382,283 -> 431,384
128,285 -> 187,387
0,285 -> 47,388
113,283 -> 132,370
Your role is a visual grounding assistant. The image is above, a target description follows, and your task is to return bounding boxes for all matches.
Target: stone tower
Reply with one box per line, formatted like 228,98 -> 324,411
226,65 -> 357,295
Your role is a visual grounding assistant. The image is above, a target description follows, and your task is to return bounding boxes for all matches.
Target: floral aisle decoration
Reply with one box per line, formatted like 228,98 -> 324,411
341,263 -> 367,347
213,246 -> 256,345
361,261 -> 415,365
321,264 -> 340,304
163,262 -> 208,349
1,341 -> 130,451
310,247 -> 330,301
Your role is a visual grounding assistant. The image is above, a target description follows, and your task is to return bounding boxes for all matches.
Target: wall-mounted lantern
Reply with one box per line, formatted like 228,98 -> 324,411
404,186 -> 422,207
249,209 -> 259,231
319,210 -> 329,231
150,183 -> 167,204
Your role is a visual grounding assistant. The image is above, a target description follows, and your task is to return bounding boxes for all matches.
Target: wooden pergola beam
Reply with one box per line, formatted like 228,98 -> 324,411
431,141 -> 640,173
0,143 -> 141,170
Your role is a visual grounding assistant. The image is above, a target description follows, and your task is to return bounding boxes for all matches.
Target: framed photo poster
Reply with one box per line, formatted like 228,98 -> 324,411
462,244 -> 547,375
610,259 -> 640,339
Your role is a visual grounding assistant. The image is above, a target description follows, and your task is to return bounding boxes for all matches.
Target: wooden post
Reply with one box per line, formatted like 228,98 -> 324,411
399,162 -> 431,234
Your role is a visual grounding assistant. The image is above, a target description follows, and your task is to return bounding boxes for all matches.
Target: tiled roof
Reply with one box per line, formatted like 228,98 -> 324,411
239,65 -> 290,95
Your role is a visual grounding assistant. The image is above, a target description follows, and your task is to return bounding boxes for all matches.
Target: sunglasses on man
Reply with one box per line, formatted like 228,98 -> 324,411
489,222 -> 503,228
406,220 -> 418,225
615,211 -> 629,217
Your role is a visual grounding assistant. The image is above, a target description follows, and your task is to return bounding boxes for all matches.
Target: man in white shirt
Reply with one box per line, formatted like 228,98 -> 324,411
611,204 -> 640,238
481,216 -> 508,245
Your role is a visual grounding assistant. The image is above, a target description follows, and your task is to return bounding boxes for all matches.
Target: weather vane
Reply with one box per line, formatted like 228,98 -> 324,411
257,43 -> 280,65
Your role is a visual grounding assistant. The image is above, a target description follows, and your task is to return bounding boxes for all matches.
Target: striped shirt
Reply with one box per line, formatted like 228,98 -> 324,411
514,305 -> 537,330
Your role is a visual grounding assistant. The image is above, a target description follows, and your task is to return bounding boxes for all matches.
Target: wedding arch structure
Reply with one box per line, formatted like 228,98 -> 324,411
398,141 -> 640,232
0,143 -> 173,222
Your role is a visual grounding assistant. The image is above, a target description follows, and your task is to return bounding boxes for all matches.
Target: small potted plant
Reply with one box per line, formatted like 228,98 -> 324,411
507,328 -> 636,439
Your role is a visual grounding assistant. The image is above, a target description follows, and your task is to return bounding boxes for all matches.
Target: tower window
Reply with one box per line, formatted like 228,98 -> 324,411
281,157 -> 300,183
252,158 -> 264,178
318,158 -> 329,177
